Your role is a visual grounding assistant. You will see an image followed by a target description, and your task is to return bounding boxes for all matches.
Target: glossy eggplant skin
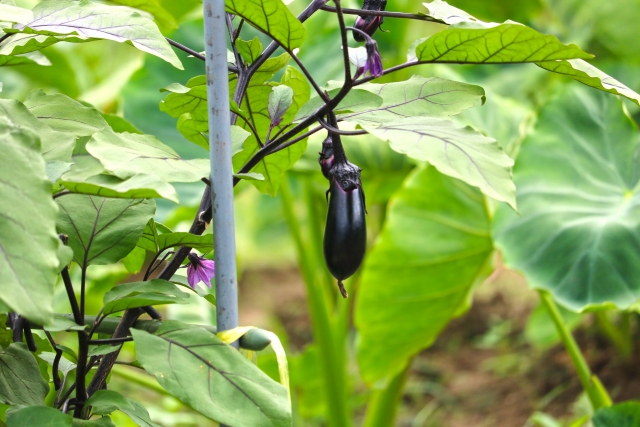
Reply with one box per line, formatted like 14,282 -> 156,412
353,0 -> 387,42
318,136 -> 335,181
323,179 -> 367,285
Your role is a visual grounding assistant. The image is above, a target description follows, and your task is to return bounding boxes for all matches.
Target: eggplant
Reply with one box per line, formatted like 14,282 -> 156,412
322,147 -> 366,299
353,0 -> 387,42
318,135 -> 334,181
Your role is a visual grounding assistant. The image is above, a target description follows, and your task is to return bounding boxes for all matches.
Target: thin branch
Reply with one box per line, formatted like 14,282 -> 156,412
320,5 -> 443,23
144,250 -> 175,281
268,125 -> 324,154
53,190 -> 71,199
317,116 -> 368,135
166,37 -> 240,74
88,337 -> 132,345
226,15 -> 244,71
232,19 -> 245,42
286,48 -> 328,101
270,123 -> 292,143
234,109 -> 264,146
334,0 -> 353,87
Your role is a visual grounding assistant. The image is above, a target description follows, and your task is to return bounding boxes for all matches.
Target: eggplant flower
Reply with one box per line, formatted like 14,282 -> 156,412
187,252 -> 215,289
363,39 -> 383,78
352,0 -> 387,42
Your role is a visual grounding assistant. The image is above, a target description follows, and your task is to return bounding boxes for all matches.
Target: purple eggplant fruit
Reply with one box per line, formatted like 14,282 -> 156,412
353,0 -> 387,42
318,135 -> 335,181
321,132 -> 366,298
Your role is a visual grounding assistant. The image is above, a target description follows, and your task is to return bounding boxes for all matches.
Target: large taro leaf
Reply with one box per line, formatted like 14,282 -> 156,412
24,90 -> 109,138
0,98 -> 75,162
132,321 -> 291,427
0,343 -> 50,406
86,129 -> 209,183
56,195 -> 155,266
7,0 -> 182,69
356,166 -> 493,384
0,121 -> 64,325
225,0 -> 305,51
102,279 -> 190,315
414,21 -> 593,64
338,76 -> 485,126
593,401 -> 640,427
361,117 -> 516,208
493,86 -> 640,311
536,59 -> 640,107
232,65 -> 311,195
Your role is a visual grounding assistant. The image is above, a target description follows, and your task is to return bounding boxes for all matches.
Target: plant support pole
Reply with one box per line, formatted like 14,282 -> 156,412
204,0 -> 239,347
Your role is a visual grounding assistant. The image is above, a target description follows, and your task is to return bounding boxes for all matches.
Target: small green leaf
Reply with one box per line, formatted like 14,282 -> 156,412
102,279 -> 190,315
294,88 -> 383,122
85,390 -> 161,427
56,195 -> 155,266
86,130 -> 209,183
236,37 -> 262,64
268,85 -> 294,126
88,345 -> 122,358
132,321 -> 291,427
0,121 -> 63,325
9,0 -> 182,68
225,0 -> 306,50
362,117 -> 516,207
537,59 -> 640,106
356,166 -> 493,384
593,401 -> 640,427
414,22 -> 593,64
0,344 -> 50,406
233,172 -> 265,181
6,406 -> 72,427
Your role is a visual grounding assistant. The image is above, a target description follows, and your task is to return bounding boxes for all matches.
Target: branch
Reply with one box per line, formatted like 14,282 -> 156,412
166,37 -> 240,74
317,116 -> 367,135
320,5 -> 443,23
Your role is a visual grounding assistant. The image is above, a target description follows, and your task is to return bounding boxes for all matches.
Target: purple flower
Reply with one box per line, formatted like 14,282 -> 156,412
363,39 -> 383,78
187,252 -> 215,289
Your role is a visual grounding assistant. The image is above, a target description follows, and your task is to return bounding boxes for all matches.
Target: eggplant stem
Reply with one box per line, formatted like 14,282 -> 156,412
337,280 -> 349,298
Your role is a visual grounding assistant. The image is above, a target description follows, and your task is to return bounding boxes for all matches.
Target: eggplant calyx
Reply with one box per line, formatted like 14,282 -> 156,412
332,161 -> 361,192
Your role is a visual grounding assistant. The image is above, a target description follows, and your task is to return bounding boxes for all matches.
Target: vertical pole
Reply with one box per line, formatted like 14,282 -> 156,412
203,0 -> 239,348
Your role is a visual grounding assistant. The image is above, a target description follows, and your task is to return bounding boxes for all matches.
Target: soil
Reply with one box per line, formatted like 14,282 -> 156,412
238,266 -> 640,427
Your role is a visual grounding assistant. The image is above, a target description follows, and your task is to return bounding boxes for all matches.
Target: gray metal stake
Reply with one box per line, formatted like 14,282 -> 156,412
203,0 -> 239,348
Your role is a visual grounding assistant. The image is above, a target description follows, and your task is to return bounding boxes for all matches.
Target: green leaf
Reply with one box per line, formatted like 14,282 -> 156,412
87,345 -> 122,358
0,121 -> 63,325
236,36 -> 262,65
72,417 -> 115,427
294,88 -> 383,123
421,0 -> 478,25
100,113 -> 142,134
232,64 -> 310,195
9,0 -> 182,69
60,174 -> 179,203
536,59 -> 640,107
268,85 -> 294,126
356,166 -> 493,384
46,161 -> 72,183
338,76 -> 486,125
45,314 -> 87,332
233,172 -> 264,181
132,321 -> 291,427
493,86 -> 640,311
362,117 -> 516,207
86,130 -> 209,183
86,390 -> 161,427
56,195 -> 155,266
122,245 -> 146,274
225,0 -> 306,50
414,22 -> 593,64
0,98 -> 74,162
0,51 -> 50,67
108,0 -> 178,31
6,406 -> 72,427
0,344 -> 50,406
102,279 -> 190,315
593,401 -> 640,427
0,4 -> 32,24
24,90 -> 108,138
136,220 -> 213,255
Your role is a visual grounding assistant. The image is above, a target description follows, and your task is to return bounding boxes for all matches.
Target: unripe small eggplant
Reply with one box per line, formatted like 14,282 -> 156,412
318,136 -> 335,181
323,161 -> 366,298
353,0 -> 387,42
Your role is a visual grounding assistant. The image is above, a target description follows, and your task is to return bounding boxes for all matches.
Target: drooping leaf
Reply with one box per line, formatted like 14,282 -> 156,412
0,344 -> 50,406
86,390 -> 160,427
0,51 -> 50,66
60,174 -> 179,203
268,85 -> 294,126
593,401 -> 640,427
294,88 -> 383,123
102,279 -> 189,315
537,59 -> 640,106
232,64 -> 310,195
7,0 -> 182,69
86,130 -> 209,182
356,166 -> 493,384
0,121 -> 63,325
24,90 -> 108,138
414,22 -> 593,64
225,0 -> 306,50
6,405 -> 72,427
362,117 -> 516,207
493,86 -> 640,311
0,98 -> 75,161
56,195 -> 155,266
338,76 -> 485,125
132,321 -> 291,427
